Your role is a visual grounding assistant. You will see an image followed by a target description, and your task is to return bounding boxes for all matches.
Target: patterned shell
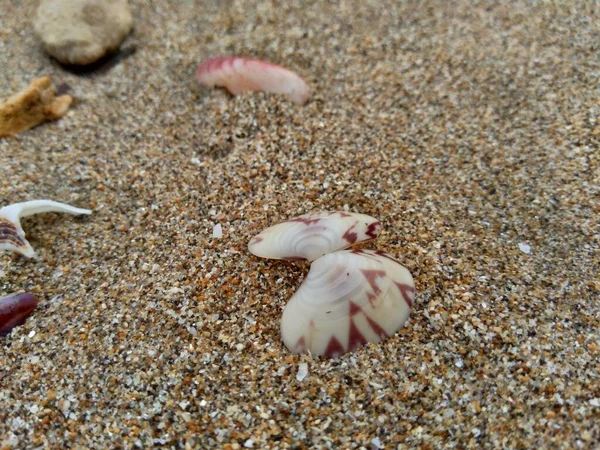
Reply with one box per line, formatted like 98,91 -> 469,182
280,249 -> 415,357
248,211 -> 381,262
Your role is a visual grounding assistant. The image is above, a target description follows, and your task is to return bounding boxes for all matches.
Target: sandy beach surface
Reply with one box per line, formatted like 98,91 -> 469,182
1,1 -> 599,448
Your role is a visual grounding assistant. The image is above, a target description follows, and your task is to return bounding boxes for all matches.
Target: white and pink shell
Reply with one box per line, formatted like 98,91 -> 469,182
280,249 -> 415,358
0,200 -> 91,258
248,211 -> 381,262
196,56 -> 310,105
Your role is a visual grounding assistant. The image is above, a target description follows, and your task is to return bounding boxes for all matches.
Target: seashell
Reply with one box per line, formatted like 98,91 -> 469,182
280,249 -> 415,358
0,200 -> 91,258
0,292 -> 39,336
196,56 -> 310,105
248,211 -> 381,262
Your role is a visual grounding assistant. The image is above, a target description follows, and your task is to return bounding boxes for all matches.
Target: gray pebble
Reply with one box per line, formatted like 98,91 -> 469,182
34,0 -> 133,65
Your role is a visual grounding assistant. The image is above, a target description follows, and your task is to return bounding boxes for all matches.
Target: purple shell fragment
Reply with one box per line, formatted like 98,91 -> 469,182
0,292 -> 39,336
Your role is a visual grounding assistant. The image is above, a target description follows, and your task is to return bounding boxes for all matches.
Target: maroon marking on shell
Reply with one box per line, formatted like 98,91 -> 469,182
342,222 -> 359,244
348,318 -> 368,352
324,336 -> 345,358
0,228 -> 21,237
288,217 -> 321,226
0,220 -> 22,241
326,211 -> 352,218
360,269 -> 387,295
0,222 -> 27,248
0,293 -> 39,337
282,256 -> 307,261
349,300 -> 363,317
0,219 -> 17,230
2,238 -> 26,247
249,236 -> 263,245
373,250 -> 400,263
395,282 -> 415,308
365,315 -> 389,340
365,221 -> 381,239
295,336 -> 306,352
350,249 -> 380,263
366,292 -> 378,308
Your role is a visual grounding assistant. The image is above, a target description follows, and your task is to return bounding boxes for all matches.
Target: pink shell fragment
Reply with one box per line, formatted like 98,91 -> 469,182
196,56 -> 310,105
0,292 -> 39,336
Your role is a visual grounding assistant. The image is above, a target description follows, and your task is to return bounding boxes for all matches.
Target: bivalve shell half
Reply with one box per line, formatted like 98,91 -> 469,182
196,56 -> 310,105
280,249 -> 415,358
248,211 -> 381,262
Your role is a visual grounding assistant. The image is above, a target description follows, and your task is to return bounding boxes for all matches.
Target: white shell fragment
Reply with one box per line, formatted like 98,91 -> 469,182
296,362 -> 309,381
518,242 -> 531,254
248,211 -> 381,262
0,200 -> 91,258
280,249 -> 415,358
212,223 -> 223,239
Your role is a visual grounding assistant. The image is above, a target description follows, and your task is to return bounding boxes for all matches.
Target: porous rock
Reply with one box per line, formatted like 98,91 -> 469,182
0,76 -> 72,137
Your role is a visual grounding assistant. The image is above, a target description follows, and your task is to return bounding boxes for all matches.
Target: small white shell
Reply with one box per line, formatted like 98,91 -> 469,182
0,200 -> 91,258
280,249 -> 415,358
248,211 -> 381,262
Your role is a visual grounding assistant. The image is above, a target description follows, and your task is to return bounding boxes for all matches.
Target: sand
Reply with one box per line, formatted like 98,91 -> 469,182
1,0 -> 599,448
